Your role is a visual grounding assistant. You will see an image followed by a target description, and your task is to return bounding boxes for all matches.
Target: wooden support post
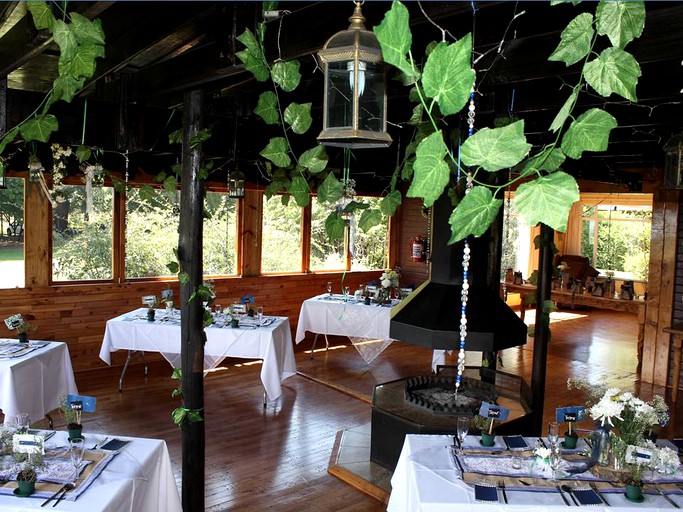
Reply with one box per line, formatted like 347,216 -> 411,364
179,89 -> 206,512
531,223 -> 554,435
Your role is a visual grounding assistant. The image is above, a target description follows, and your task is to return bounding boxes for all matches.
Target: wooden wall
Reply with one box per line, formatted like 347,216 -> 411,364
396,197 -> 429,288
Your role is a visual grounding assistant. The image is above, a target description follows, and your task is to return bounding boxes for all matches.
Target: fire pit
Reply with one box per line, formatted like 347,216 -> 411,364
404,375 -> 497,415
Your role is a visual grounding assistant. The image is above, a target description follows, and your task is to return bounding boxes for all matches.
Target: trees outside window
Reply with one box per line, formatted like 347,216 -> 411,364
0,178 -> 25,289
311,197 -> 345,271
52,185 -> 114,281
350,196 -> 388,271
261,196 -> 303,273
203,192 -> 238,276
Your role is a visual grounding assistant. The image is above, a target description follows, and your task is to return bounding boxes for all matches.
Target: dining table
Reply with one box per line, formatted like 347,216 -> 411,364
0,430 -> 181,511
99,308 -> 297,402
388,433 -> 683,511
0,340 -> 78,425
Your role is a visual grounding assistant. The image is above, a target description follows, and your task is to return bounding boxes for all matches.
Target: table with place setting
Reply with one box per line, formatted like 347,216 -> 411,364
0,430 -> 181,511
388,433 -> 683,511
295,293 -> 400,364
0,340 -> 78,425
100,307 -> 297,401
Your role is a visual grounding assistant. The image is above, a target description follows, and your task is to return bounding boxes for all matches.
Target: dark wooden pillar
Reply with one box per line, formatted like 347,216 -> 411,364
179,89 -> 206,511
531,223 -> 554,435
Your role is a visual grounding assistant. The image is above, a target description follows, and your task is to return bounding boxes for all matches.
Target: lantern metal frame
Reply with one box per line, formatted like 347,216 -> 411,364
227,167 -> 245,199
0,162 -> 5,189
663,133 -> 683,189
317,2 -> 392,149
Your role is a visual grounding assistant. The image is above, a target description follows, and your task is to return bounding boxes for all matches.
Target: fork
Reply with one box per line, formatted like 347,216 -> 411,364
498,479 -> 508,504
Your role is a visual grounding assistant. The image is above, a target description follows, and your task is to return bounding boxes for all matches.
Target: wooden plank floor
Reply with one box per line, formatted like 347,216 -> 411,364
12,307 -> 683,511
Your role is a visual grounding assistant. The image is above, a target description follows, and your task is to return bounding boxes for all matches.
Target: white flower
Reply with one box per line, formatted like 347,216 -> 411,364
656,446 -> 680,470
590,392 -> 625,427
534,446 -> 551,460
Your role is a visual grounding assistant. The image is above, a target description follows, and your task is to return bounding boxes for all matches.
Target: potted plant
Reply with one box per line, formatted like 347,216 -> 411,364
3,314 -> 34,343
144,296 -> 158,321
15,463 -> 37,496
624,460 -> 645,502
59,395 -> 83,441
471,414 -> 496,447
564,417 -> 579,450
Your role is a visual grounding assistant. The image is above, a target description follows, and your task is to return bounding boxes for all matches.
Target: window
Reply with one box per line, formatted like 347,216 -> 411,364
52,185 -> 114,281
261,195 -> 303,273
0,178 -> 25,289
126,187 -> 180,278
310,195 -> 389,272
580,196 -> 652,280
203,192 -> 239,276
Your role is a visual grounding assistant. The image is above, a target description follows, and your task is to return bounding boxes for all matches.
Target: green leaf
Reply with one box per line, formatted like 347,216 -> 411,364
171,388 -> 182,398
280,194 -> 290,207
549,88 -> 579,133
53,19 -> 77,63
45,75 -> 85,110
187,411 -> 204,422
166,261 -> 180,274
596,1 -> 645,49
283,102 -> 312,134
178,272 -> 190,285
408,104 -> 423,126
203,309 -> 213,328
75,145 -> 91,163
0,126 -> 20,155
236,28 -> 269,82
169,129 -> 183,145
271,60 -> 301,92
171,367 -> 182,380
548,13 -> 594,66
583,47 -> 640,102
299,145 -> 328,174
561,108 -> 617,159
163,175 -> 177,193
406,131 -> 449,208
519,148 -> 566,178
260,137 -> 291,167
359,209 -> 383,232
20,114 -> 58,142
287,175 -> 310,207
69,13 -> 105,46
325,212 -> 346,241
461,120 -> 531,172
373,1 -> 419,81
401,157 -> 414,181
514,171 -> 579,232
264,180 -> 286,200
342,200 -> 369,214
381,190 -> 402,216
317,172 -> 343,204
68,42 -> 105,79
172,407 -> 186,425
26,1 -> 55,31
254,91 -> 279,125
447,187 -> 503,243
422,35 -> 475,116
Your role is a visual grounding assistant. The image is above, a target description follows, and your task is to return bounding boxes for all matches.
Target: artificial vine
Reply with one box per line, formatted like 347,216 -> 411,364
170,367 -> 204,427
236,3 -> 385,240
374,0 -> 645,243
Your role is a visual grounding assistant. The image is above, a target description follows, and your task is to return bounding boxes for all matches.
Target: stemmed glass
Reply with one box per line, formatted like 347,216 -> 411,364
256,306 -> 264,326
69,437 -> 85,479
343,286 -> 350,302
548,421 -> 560,449
16,412 -> 29,434
456,416 -> 470,453
549,448 -> 563,482
327,281 -> 332,296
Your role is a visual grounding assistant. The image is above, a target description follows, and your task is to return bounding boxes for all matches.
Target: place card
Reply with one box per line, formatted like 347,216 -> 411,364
503,435 -> 528,451
99,439 -> 130,451
572,488 -> 603,506
479,402 -> 510,422
474,483 -> 499,502
555,406 -> 586,423
67,394 -> 97,413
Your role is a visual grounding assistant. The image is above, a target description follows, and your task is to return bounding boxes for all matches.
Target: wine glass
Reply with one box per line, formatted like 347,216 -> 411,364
326,281 -> 332,296
456,416 -> 470,453
548,421 -> 560,448
343,286 -> 350,301
69,437 -> 85,479
16,412 -> 29,434
549,448 -> 563,482
256,306 -> 264,326
214,304 -> 222,321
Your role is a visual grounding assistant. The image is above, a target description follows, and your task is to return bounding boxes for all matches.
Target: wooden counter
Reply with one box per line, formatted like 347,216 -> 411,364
662,322 -> 683,402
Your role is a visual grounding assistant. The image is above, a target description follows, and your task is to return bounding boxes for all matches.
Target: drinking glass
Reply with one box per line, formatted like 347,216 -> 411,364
456,416 -> 470,452
69,437 -> 85,477
214,304 -> 222,321
548,421 -> 560,448
549,449 -> 563,481
256,306 -> 264,326
343,286 -> 350,301
16,412 -> 29,434
327,281 -> 332,296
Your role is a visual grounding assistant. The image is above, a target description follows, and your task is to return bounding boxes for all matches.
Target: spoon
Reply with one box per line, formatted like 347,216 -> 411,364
52,482 -> 75,507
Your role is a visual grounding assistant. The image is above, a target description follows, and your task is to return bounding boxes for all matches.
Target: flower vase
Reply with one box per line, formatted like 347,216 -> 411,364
17,332 -> 28,344
593,428 -> 611,466
147,309 -> 155,322
625,483 -> 643,502
480,433 -> 495,447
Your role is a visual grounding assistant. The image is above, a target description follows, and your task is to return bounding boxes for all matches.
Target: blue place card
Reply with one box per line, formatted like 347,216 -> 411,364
556,406 -> 586,423
573,488 -> 603,506
67,394 -> 97,413
479,402 -> 510,421
474,484 -> 499,502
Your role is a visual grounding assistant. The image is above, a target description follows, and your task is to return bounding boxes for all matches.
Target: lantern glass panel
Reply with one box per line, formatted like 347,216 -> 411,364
326,61 -> 354,130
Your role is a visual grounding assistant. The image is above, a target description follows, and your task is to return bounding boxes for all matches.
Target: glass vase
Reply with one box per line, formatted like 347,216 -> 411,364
593,428 -> 611,466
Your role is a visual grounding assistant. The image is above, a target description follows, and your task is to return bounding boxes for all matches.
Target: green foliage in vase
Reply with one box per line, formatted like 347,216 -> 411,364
236,4 -> 385,240
0,2 -> 105,175
373,0 -> 645,242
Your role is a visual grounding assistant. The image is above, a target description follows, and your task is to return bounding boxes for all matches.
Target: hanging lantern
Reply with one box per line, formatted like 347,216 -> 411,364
317,2 -> 392,149
0,160 -> 5,189
663,133 -> 683,189
227,168 -> 245,198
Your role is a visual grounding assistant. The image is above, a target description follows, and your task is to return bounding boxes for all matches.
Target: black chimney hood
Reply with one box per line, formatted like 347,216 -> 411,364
390,194 -> 527,351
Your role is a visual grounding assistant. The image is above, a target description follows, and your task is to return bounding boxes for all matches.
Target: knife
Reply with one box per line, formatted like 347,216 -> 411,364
657,485 -> 680,508
556,485 -> 571,506
499,479 -> 508,504
41,485 -> 66,507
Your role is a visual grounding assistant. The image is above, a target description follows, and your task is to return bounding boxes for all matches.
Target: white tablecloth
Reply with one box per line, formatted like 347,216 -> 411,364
99,308 -> 297,400
0,431 -> 181,511
295,294 -> 397,363
0,340 -> 78,424
388,434 -> 683,511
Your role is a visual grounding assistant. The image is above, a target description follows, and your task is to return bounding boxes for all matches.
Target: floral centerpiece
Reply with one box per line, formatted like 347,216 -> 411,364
4,314 -> 33,343
377,268 -> 400,303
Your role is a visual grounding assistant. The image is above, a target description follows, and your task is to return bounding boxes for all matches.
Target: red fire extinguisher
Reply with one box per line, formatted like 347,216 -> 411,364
410,235 -> 426,262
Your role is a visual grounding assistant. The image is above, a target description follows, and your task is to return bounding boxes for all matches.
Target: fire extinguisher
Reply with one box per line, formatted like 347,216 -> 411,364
410,235 -> 426,262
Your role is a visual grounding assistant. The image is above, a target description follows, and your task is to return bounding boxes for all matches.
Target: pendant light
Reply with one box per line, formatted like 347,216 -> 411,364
317,2 -> 392,149
227,111 -> 245,198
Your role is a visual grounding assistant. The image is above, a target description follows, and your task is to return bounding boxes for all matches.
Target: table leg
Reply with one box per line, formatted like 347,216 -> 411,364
118,350 -> 148,392
309,333 -> 330,359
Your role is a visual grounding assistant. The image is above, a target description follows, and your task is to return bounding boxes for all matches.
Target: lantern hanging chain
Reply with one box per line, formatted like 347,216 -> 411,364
81,97 -> 88,146
501,88 -> 516,301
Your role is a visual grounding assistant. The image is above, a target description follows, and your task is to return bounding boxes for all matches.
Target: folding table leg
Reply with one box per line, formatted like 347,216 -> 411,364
309,333 -> 330,359
119,350 -> 148,392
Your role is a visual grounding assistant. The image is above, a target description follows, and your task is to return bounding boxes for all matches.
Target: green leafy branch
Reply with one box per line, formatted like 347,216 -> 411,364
166,250 -> 214,328
374,1 -> 645,243
170,368 -> 203,427
0,2 -> 105,175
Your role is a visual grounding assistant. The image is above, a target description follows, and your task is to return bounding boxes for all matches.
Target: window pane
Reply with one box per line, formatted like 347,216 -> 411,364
0,178 -> 24,289
581,219 -> 595,265
261,196 -> 302,273
52,185 -> 114,281
204,192 -> 238,276
126,187 -> 179,278
351,196 -> 388,271
310,196 -> 345,271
